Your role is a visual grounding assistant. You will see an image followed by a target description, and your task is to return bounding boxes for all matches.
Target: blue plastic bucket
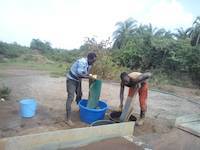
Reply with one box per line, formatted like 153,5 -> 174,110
79,99 -> 108,124
19,99 -> 37,118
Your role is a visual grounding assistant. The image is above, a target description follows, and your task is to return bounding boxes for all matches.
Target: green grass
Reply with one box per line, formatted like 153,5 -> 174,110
0,59 -> 69,77
0,58 -> 198,90
149,69 -> 197,89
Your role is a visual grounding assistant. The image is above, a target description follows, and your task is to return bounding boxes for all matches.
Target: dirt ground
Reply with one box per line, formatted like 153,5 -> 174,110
62,137 -> 143,150
0,68 -> 200,139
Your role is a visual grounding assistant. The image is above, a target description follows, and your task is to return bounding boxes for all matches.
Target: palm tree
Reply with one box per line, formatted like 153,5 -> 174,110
113,18 -> 137,49
154,28 -> 166,37
136,24 -> 150,36
187,16 -> 200,46
136,24 -> 172,38
152,28 -> 173,38
163,30 -> 173,39
174,27 -> 189,39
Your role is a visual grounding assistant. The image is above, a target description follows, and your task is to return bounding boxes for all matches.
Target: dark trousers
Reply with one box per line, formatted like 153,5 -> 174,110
66,78 -> 82,120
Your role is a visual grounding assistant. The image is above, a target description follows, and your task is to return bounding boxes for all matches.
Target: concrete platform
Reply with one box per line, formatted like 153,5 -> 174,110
0,122 -> 134,150
137,129 -> 200,150
175,114 -> 200,137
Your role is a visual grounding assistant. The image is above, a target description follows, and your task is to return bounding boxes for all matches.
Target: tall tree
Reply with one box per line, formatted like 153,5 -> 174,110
187,16 -> 200,46
136,24 -> 172,38
174,27 -> 188,39
136,24 -> 157,36
113,18 -> 137,49
30,39 -> 52,52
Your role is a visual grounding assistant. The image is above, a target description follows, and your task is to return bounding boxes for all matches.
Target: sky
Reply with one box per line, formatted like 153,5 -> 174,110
0,0 -> 199,49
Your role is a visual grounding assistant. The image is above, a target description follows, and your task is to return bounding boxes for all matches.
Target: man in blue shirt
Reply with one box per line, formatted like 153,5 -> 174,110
66,52 -> 97,126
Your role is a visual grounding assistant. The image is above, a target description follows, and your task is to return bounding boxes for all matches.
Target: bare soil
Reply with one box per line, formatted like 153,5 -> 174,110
0,68 -> 200,138
62,137 -> 143,150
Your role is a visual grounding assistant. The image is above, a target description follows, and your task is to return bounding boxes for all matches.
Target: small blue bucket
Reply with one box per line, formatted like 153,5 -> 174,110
19,99 -> 37,118
79,99 -> 108,124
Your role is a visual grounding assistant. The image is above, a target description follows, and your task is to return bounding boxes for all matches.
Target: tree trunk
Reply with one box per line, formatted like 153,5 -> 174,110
196,34 -> 200,46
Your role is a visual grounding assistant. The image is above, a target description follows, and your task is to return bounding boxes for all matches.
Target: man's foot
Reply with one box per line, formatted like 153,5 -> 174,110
65,120 -> 74,127
136,118 -> 144,126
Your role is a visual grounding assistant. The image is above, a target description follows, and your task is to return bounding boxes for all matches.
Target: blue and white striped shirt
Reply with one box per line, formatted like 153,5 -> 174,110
67,57 -> 92,81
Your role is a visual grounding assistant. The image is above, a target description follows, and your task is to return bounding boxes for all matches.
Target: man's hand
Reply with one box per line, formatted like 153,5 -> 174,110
89,74 -> 97,80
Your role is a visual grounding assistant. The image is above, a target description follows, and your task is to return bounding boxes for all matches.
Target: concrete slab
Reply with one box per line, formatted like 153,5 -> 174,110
137,129 -> 200,150
0,122 -> 134,150
175,114 -> 200,137
175,114 -> 200,124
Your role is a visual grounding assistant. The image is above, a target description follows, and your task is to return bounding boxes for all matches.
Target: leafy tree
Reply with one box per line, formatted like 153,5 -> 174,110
30,39 -> 52,52
187,16 -> 200,46
0,41 -> 30,58
174,27 -> 189,40
113,18 -> 137,49
111,17 -> 200,85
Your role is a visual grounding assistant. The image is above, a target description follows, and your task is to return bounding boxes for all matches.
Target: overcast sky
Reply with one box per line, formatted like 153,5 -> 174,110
0,0 -> 199,49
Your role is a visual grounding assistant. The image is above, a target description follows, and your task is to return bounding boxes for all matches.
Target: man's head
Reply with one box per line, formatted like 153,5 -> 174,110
120,72 -> 130,84
87,52 -> 97,65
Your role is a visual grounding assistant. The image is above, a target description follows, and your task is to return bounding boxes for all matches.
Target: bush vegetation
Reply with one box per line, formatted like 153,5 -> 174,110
0,16 -> 200,87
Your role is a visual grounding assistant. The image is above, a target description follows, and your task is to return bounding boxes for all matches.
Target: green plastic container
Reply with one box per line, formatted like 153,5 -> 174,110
87,79 -> 102,109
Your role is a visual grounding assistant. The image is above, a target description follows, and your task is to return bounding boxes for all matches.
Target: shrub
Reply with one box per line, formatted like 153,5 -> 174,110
0,85 -> 11,100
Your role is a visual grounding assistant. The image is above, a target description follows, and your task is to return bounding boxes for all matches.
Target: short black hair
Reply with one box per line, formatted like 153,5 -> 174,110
87,52 -> 97,60
120,72 -> 128,80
